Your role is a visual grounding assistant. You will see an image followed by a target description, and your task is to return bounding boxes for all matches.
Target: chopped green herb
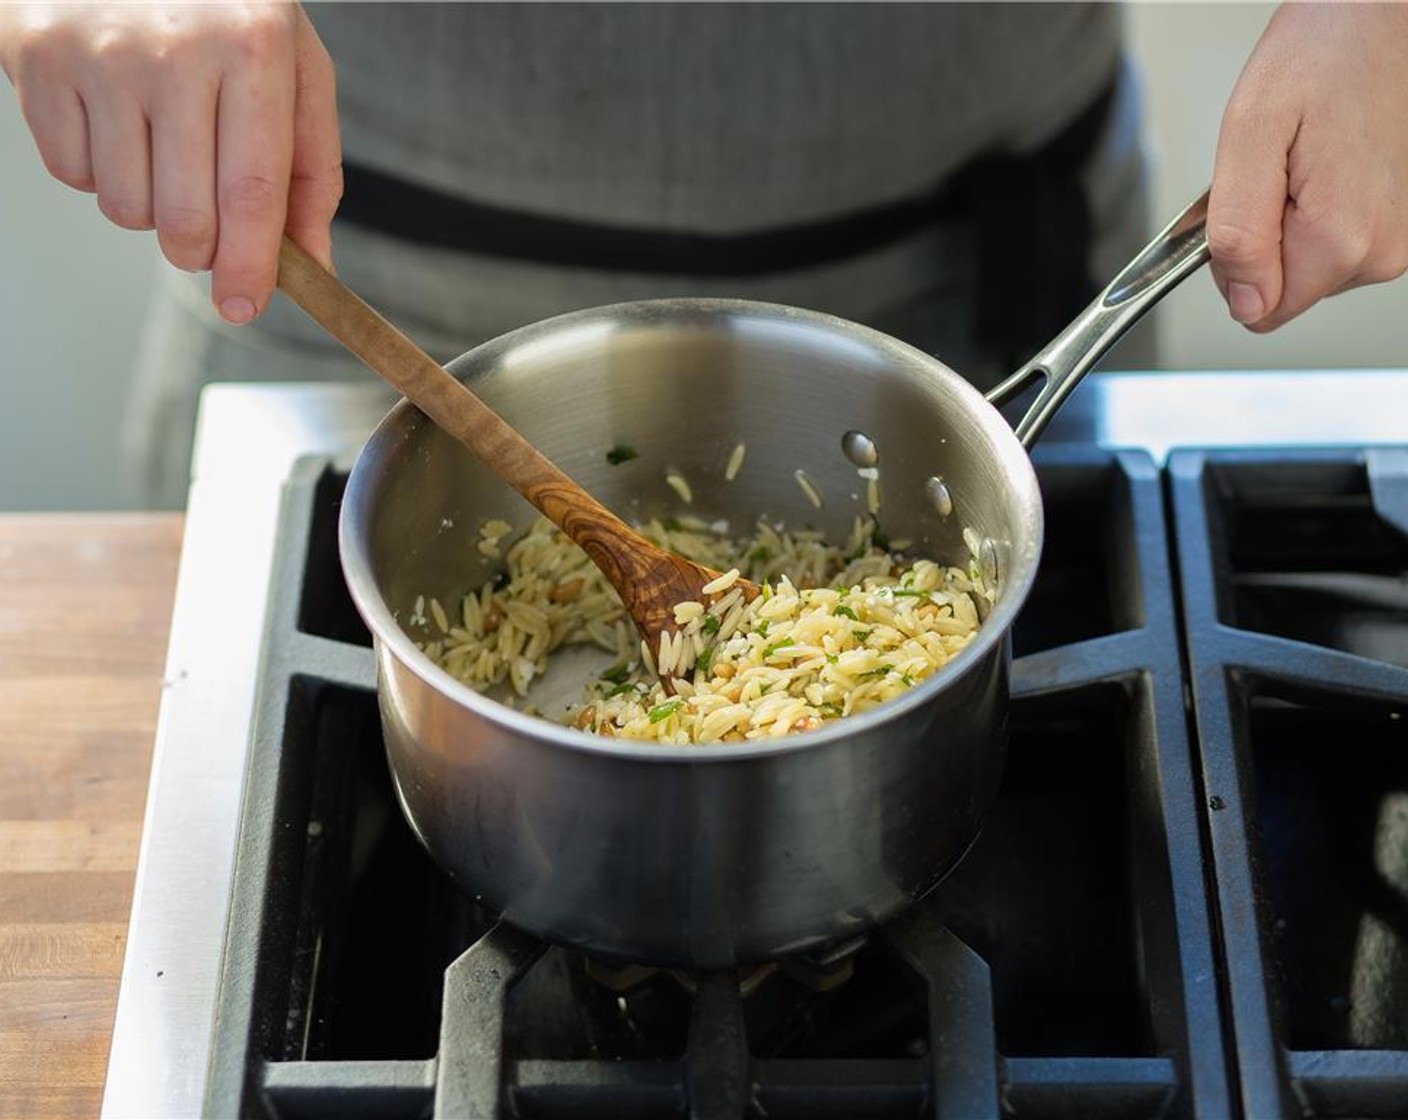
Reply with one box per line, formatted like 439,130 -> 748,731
694,648 -> 713,673
607,681 -> 642,698
702,613 -> 721,634
606,444 -> 640,465
763,638 -> 795,658
821,702 -> 844,718
599,663 -> 632,685
826,654 -> 839,664
663,516 -> 683,531
890,589 -> 932,600
755,620 -> 770,638
901,673 -> 915,687
859,664 -> 894,680
833,605 -> 858,620
853,629 -> 872,642
872,528 -> 891,551
749,546 -> 773,563
648,699 -> 683,723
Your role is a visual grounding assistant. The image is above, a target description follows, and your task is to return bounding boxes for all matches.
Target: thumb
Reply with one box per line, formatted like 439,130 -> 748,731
1207,84 -> 1297,327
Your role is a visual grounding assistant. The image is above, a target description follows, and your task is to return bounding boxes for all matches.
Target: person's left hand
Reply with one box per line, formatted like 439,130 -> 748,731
1208,1 -> 1408,332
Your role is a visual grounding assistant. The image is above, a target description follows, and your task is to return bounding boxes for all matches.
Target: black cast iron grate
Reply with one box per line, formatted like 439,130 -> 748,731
205,447 -> 1228,1118
1169,446 -> 1408,1119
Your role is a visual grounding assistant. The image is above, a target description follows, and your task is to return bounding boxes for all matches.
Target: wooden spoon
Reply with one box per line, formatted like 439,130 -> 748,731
276,237 -> 759,672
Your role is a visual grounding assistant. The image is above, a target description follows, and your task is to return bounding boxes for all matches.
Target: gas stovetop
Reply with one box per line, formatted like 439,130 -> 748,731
102,373 -> 1408,1119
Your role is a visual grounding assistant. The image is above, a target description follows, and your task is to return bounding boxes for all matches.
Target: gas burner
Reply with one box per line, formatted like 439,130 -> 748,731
668,965 -> 778,999
582,932 -> 869,1000
776,933 -> 869,993
580,957 -> 659,994
584,958 -> 779,999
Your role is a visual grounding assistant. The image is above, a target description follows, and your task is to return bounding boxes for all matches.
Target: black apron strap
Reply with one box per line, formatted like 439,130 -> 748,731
334,73 -> 1117,305
966,76 -> 1118,369
335,160 -> 967,277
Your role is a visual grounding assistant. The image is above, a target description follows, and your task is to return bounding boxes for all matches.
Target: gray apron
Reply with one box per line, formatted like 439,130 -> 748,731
123,2 -> 1148,508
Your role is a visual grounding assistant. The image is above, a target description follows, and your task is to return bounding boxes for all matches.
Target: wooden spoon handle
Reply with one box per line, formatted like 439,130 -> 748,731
276,236 -> 656,587
278,237 -> 558,489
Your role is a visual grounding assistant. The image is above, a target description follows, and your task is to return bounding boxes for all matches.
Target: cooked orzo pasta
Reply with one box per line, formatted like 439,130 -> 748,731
413,514 -> 991,745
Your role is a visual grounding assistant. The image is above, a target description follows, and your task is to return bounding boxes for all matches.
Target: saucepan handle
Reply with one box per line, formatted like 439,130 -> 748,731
985,190 -> 1211,449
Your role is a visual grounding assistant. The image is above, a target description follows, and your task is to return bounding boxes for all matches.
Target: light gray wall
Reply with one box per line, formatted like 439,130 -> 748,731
0,3 -> 1404,510
0,89 -> 159,510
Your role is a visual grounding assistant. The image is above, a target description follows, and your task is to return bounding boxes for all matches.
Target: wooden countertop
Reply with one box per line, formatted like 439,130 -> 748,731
0,514 -> 182,1120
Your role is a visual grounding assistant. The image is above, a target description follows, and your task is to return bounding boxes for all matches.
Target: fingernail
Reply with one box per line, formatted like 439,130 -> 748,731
219,296 -> 256,325
1228,282 -> 1265,324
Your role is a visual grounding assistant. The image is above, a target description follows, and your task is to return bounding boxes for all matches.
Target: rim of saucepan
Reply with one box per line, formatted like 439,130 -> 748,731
339,297 -> 1044,762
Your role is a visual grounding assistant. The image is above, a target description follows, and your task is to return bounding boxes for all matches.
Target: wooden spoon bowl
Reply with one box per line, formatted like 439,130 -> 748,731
276,237 -> 759,670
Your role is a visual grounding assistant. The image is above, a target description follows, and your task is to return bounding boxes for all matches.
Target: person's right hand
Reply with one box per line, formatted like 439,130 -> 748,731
0,2 -> 341,324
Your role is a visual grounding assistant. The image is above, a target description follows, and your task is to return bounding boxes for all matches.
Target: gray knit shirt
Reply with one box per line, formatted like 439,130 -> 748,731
310,2 -> 1122,234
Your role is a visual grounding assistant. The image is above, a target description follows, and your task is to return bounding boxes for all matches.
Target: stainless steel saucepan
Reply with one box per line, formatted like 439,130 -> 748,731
339,193 -> 1210,968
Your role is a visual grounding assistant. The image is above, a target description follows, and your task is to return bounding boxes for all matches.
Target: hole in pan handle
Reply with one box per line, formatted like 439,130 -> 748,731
986,190 -> 1211,450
